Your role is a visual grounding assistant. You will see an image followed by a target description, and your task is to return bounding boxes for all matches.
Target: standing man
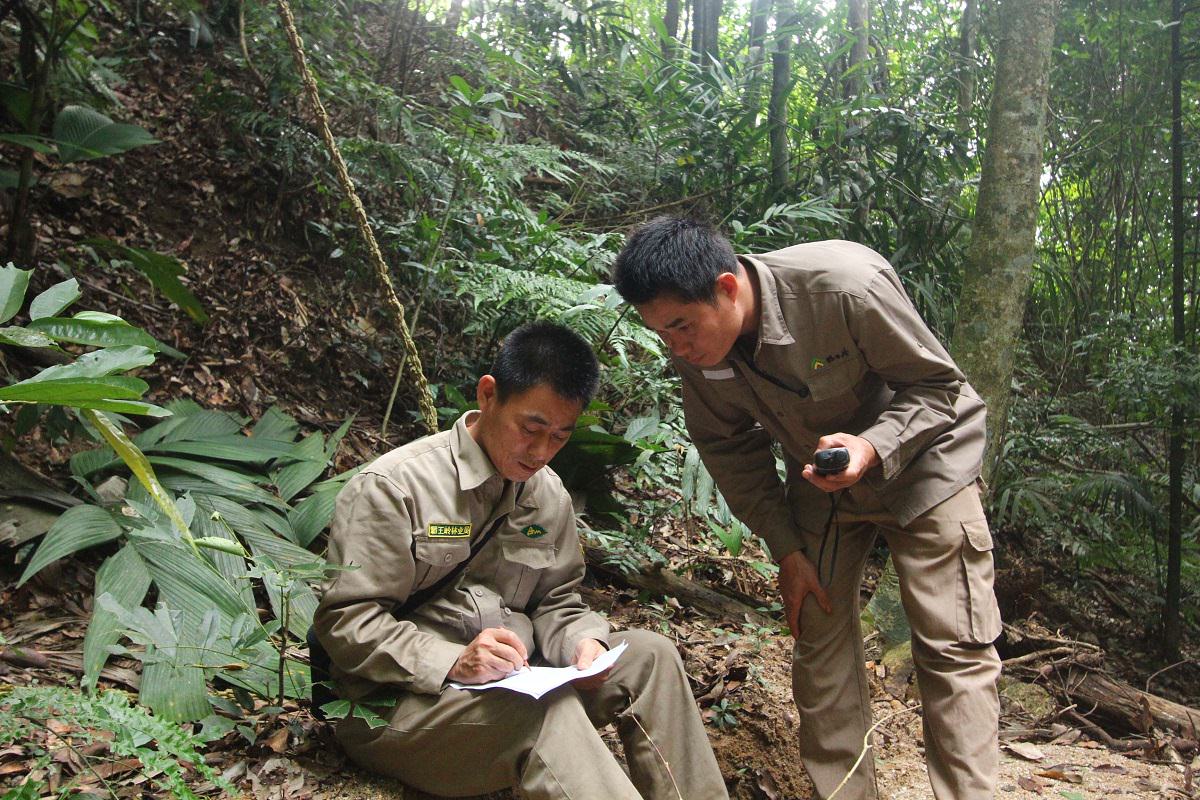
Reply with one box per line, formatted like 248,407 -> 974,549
611,218 -> 1001,800
313,321 -> 728,800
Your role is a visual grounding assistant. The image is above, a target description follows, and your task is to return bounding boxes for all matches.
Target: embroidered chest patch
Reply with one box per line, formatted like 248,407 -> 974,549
522,524 -> 548,539
428,523 -> 472,538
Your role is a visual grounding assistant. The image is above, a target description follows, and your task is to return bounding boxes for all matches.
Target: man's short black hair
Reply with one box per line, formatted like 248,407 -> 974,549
492,321 -> 599,405
610,216 -> 739,305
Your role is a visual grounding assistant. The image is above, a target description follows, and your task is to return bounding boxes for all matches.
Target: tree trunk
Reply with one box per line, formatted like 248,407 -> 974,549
445,0 -> 463,33
583,544 -> 775,628
690,0 -> 720,65
950,0 -> 1059,483
1163,0 -> 1184,661
843,0 -> 870,99
768,0 -> 794,196
5,2 -> 48,266
956,0 -> 980,130
744,0 -> 771,111
664,0 -> 680,42
1056,668 -> 1200,738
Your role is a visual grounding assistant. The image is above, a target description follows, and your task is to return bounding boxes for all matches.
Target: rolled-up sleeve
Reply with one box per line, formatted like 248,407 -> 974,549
314,473 -> 464,695
851,270 -> 965,480
527,491 -> 609,666
682,379 -> 802,562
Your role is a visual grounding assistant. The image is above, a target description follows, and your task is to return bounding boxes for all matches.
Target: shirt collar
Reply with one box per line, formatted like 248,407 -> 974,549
741,254 -> 796,348
451,411 -> 498,492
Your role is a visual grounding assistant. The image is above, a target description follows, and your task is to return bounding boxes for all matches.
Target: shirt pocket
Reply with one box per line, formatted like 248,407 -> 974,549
802,358 -> 865,428
412,536 -> 471,585
499,539 -> 558,611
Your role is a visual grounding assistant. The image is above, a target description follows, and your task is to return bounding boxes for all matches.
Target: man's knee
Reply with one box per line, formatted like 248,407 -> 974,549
613,629 -> 683,672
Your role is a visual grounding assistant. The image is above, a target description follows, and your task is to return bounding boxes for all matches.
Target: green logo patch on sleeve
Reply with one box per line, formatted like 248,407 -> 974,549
428,522 -> 472,538
521,524 -> 548,539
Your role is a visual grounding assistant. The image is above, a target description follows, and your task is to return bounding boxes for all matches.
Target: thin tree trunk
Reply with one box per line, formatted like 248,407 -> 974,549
768,0 -> 794,196
745,0 -> 771,108
445,0 -> 463,33
951,0 -> 1059,483
1163,0 -> 1184,661
690,0 -> 720,65
664,0 -> 680,43
844,0 -> 870,98
956,0 -> 979,129
5,1 -> 50,265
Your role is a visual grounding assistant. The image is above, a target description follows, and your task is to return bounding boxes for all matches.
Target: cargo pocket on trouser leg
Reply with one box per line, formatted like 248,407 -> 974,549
957,519 -> 1002,644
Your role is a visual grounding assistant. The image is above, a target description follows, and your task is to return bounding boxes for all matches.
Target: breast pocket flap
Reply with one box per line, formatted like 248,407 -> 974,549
413,537 -> 470,566
806,358 -> 863,402
501,539 -> 557,569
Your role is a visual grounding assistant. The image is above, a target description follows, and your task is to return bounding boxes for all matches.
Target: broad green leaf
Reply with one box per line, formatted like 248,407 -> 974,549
83,545 -> 151,689
68,398 -> 170,417
70,445 -> 118,478
274,434 -> 328,501
25,316 -> 159,350
28,278 -> 81,320
53,105 -> 158,163
194,536 -> 248,557
252,406 -> 300,442
18,505 -> 123,586
136,608 -> 212,723
262,570 -> 317,639
160,409 -> 244,442
0,376 -> 148,404
324,417 -> 354,461
0,132 -> 57,154
87,239 -> 207,323
190,507 -> 255,610
0,325 -> 56,348
130,534 -> 255,623
160,474 -> 277,508
196,494 -> 316,568
146,436 -> 297,464
150,456 -> 287,509
288,485 -> 341,547
0,263 -> 32,324
83,409 -> 193,542
27,345 -> 154,382
0,82 -> 32,128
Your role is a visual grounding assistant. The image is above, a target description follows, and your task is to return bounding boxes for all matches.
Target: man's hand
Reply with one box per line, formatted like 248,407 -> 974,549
569,638 -> 610,690
447,628 -> 529,684
801,433 -> 879,492
778,550 -> 832,638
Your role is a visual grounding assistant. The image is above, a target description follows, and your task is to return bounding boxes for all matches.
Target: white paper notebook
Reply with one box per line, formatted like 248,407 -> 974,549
448,640 -> 629,700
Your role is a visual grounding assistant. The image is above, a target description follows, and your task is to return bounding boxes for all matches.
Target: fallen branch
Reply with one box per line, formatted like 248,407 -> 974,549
582,543 -> 776,629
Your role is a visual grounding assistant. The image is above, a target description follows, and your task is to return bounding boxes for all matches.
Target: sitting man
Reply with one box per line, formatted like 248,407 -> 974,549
313,320 -> 728,800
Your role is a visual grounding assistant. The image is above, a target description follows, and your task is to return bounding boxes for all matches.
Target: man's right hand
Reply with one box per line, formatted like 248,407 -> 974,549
778,550 -> 832,638
447,628 -> 529,684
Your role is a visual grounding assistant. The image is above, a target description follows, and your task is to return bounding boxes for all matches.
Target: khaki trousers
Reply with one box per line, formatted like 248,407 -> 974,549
335,629 -> 728,800
791,483 -> 1002,800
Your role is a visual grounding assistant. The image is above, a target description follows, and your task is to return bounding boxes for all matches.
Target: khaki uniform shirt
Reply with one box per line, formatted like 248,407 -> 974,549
678,240 -> 987,562
314,412 -> 609,700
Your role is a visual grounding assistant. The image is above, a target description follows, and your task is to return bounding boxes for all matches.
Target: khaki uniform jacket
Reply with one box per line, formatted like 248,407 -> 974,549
678,240 -> 987,562
313,412 -> 609,700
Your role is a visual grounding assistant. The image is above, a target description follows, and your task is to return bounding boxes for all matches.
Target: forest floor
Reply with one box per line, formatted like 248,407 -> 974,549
2,40 -> 1198,800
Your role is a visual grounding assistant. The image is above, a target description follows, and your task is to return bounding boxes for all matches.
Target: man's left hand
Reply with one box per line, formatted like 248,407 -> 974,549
570,638 -> 611,690
801,433 -> 879,492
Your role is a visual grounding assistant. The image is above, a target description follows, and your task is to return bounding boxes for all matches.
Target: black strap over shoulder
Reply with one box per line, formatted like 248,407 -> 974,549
307,495 -> 520,720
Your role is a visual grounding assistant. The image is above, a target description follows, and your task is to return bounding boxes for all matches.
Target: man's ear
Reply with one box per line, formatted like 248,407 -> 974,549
476,374 -> 498,411
715,271 -> 739,302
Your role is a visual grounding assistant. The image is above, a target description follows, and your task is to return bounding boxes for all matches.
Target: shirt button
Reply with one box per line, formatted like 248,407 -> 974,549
444,553 -> 453,563
474,589 -> 484,597
502,608 -> 511,616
